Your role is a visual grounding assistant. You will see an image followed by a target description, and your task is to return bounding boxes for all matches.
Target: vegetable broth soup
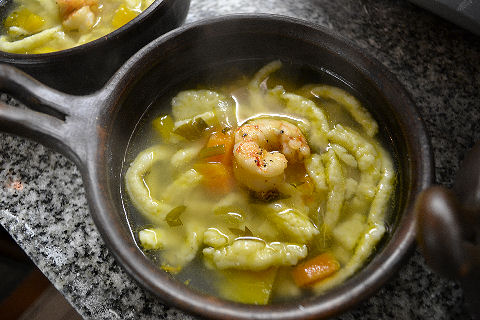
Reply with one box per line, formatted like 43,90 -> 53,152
0,0 -> 154,53
123,61 -> 396,304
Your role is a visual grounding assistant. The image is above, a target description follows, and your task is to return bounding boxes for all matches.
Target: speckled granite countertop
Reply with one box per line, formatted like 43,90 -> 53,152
0,0 -> 479,319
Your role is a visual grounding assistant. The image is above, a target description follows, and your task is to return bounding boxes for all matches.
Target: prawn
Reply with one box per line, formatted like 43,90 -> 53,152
233,118 -> 310,192
57,0 -> 98,32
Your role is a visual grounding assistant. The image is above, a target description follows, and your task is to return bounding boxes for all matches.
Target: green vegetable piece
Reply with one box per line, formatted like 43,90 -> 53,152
152,115 -> 174,141
224,213 -> 244,226
229,228 -> 245,236
244,226 -> 253,237
173,117 -> 209,140
214,205 -> 245,216
214,205 -> 245,226
198,144 -> 226,159
229,226 -> 253,237
167,219 -> 183,227
165,205 -> 186,227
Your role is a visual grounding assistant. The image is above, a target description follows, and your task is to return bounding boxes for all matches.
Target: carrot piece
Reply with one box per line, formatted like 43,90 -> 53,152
291,252 -> 340,287
205,131 -> 235,166
194,131 -> 235,195
194,162 -> 234,195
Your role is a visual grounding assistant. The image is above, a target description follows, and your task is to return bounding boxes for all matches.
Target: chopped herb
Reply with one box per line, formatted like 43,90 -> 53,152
174,117 -> 209,140
167,219 -> 183,227
244,226 -> 253,237
250,189 -> 291,202
166,205 -> 186,227
290,182 -> 306,188
228,226 -> 253,237
198,144 -> 226,159
229,228 -> 245,236
214,206 -> 245,225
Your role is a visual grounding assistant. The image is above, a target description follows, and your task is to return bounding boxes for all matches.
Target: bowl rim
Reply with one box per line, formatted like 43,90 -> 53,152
0,0 -> 177,58
87,13 -> 434,319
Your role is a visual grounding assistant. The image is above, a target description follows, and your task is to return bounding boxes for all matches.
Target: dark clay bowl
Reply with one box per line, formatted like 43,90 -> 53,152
0,0 -> 190,95
0,15 -> 433,319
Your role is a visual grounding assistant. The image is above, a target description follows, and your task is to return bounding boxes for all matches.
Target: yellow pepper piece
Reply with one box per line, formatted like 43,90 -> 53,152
31,46 -> 56,54
112,5 -> 139,29
152,115 -> 174,142
217,268 -> 278,305
4,7 -> 45,34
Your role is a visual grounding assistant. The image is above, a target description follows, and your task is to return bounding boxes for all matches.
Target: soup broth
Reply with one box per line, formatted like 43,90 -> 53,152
0,0 -> 154,53
123,61 -> 396,304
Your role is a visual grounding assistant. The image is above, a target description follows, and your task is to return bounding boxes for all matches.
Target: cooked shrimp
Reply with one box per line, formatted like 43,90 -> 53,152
57,0 -> 97,18
57,0 -> 98,32
233,118 -> 310,192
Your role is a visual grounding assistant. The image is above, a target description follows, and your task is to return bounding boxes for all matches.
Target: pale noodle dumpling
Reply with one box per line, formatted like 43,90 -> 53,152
124,61 -> 395,304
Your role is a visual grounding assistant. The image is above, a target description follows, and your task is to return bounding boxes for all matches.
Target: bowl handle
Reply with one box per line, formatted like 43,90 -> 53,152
0,64 -> 99,166
416,142 -> 480,318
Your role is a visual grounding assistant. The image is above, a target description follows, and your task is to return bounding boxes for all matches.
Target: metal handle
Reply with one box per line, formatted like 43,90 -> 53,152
0,64 -> 101,166
416,141 -> 480,318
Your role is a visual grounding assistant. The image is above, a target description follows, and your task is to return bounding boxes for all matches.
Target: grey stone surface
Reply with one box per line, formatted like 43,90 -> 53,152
0,0 -> 479,319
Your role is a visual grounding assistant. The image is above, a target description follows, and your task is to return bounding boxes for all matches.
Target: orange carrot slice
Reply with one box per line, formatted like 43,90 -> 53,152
291,252 -> 340,287
194,162 -> 234,195
205,131 -> 235,166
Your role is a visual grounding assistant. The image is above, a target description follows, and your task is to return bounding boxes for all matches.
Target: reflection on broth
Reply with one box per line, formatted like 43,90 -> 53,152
123,61 -> 395,304
0,0 -> 154,53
